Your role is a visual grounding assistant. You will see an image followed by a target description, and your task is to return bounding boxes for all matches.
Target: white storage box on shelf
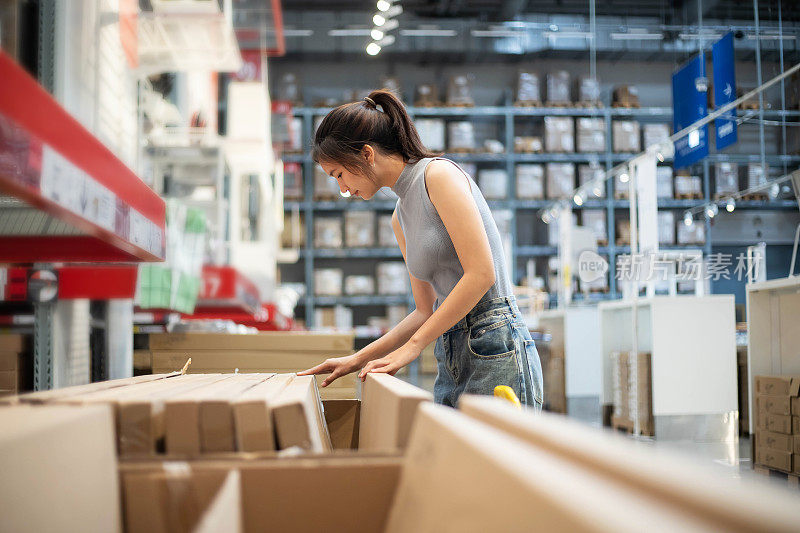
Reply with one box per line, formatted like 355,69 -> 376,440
715,162 -> 739,197
516,165 -> 544,199
314,269 -> 344,296
447,122 -> 476,152
416,119 -> 445,152
612,121 -> 641,153
345,275 -> 375,296
538,307 -> 603,415
643,123 -> 670,148
477,169 -> 508,200
546,163 -> 575,199
344,211 -> 376,248
377,263 -> 409,295
746,276 -> 800,435
377,214 -> 397,248
656,167 -> 674,199
597,296 -> 737,440
658,211 -> 676,245
314,216 -> 343,248
576,118 -> 606,153
544,117 -> 575,153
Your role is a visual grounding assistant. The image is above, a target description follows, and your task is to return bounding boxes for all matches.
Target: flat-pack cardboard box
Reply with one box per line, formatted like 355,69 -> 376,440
359,373 -> 433,451
459,395 -> 800,532
233,374 -> 294,452
0,405 -> 121,532
122,468 -> 242,533
270,375 -> 333,452
149,332 -> 357,400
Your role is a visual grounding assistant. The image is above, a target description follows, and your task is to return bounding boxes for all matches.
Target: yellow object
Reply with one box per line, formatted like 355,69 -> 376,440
493,386 -> 521,408
180,357 -> 192,375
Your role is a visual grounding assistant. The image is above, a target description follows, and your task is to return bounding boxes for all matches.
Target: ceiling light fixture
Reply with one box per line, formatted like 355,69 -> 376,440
376,0 -> 392,12
371,28 -> 384,40
366,42 -> 381,55
373,14 -> 386,26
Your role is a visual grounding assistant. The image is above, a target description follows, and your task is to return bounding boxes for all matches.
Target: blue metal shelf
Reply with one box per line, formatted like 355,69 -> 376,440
314,295 -> 409,306
515,245 -> 558,256
304,248 -> 402,259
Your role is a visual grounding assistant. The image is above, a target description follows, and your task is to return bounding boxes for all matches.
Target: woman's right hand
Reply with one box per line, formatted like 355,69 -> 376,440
297,353 -> 364,387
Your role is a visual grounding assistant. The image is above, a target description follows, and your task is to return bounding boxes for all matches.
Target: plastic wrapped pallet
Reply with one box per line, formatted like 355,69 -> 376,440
677,221 -> 705,245
546,71 -> 571,103
516,164 -> 544,199
658,211 -> 675,245
283,162 -> 304,200
747,163 -> 769,190
674,174 -> 702,198
314,269 -> 343,296
416,119 -> 445,152
478,169 -> 508,200
657,166 -> 674,199
577,76 -> 601,103
643,123 -> 670,148
345,275 -> 375,296
546,163 -> 575,199
516,71 -> 541,104
344,211 -> 376,248
614,171 -> 629,199
581,210 -> 607,245
715,162 -> 739,197
447,121 -> 476,152
314,216 -> 343,248
578,164 -> 606,198
617,220 -> 631,245
514,136 -> 543,153
377,263 -> 409,295
377,214 -> 397,247
612,121 -> 641,152
446,74 -> 474,106
414,83 -> 439,106
314,165 -> 340,200
544,117 -> 574,153
576,118 -> 606,153
611,351 -> 654,436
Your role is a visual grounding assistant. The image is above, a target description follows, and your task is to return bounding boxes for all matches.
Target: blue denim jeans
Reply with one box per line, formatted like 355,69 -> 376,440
433,295 -> 543,409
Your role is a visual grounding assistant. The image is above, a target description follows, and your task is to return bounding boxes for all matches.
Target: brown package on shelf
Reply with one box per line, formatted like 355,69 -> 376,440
611,351 -> 653,436
149,332 -> 357,400
446,74 -> 474,106
388,403 -> 724,532
459,395 -> 800,532
766,413 -> 793,435
578,164 -> 605,198
270,374 -> 333,452
122,469 -> 242,533
359,373 -> 433,452
414,83 -> 440,106
280,211 -> 305,249
613,85 -> 640,107
0,405 -> 121,532
760,395 -> 793,415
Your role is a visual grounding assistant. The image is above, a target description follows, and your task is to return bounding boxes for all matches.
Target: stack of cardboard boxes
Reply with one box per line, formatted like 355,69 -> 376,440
754,375 -> 800,475
611,351 -> 654,436
0,334 -> 29,396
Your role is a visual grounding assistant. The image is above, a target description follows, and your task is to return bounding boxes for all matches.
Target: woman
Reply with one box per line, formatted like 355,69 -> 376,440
299,89 -> 542,408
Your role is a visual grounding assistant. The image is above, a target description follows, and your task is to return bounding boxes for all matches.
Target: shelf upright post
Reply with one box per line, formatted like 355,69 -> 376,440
505,95 -> 517,284
303,108 -> 316,327
605,107 -> 617,296
703,159 -> 712,260
33,301 -> 54,391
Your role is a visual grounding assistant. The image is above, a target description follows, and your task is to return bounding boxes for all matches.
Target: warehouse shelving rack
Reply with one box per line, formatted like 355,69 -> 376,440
283,103 -> 800,328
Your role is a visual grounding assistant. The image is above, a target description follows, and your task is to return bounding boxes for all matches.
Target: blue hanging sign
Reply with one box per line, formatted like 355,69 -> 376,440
672,54 -> 710,169
712,31 -> 738,151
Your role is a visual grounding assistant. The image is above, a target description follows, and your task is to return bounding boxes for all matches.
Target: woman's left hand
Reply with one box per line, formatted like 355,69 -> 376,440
358,343 -> 420,381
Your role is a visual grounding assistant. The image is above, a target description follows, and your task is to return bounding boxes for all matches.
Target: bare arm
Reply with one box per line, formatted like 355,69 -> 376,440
359,160 -> 496,378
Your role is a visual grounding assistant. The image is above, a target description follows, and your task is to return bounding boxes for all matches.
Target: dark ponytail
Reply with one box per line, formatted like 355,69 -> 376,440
312,89 -> 440,179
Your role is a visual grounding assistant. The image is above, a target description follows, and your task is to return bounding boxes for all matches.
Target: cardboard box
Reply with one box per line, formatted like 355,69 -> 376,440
513,136 -> 543,153
314,216 -> 343,248
766,413 -> 793,434
459,395 -> 800,532
283,162 -> 303,199
756,447 -> 793,472
0,405 -> 121,532
658,211 -> 675,245
545,355 -> 566,413
795,435 -> 800,455
377,262 -> 409,295
446,74 -> 474,106
612,120 -> 641,152
755,375 -> 800,396
323,399 -> 361,450
714,162 -> 739,196
388,403 -> 715,532
747,163 -> 769,190
544,116 -> 575,153
0,333 -> 26,353
613,85 -> 640,107
447,121 -> 476,152
761,395 -> 792,416
577,76 -> 600,102
677,221 -> 705,245
377,214 -> 397,247
344,275 -> 375,296
122,469 -> 241,533
674,174 -> 702,197
757,430 -> 794,453
516,164 -> 544,199
359,373 -> 433,451
578,164 -> 605,198
270,375 -> 333,452
0,350 -> 21,371
516,71 -> 541,103
4,373 -> 178,405
793,396 -> 800,415
314,268 -> 343,296
581,210 -> 607,244
232,374 -> 294,452
795,416 -> 800,434
795,455 -> 800,476
657,166 -> 673,199
576,118 -> 606,153
643,123 -> 670,148
416,118 -> 445,152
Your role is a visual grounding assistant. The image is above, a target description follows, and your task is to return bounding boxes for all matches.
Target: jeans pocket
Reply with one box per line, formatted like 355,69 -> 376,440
468,319 -> 515,359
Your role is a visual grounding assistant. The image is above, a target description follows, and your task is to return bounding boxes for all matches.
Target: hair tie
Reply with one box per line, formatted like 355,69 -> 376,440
364,96 -> 377,108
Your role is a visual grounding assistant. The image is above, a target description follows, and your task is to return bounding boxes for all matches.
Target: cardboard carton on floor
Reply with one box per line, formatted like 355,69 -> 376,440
756,430 -> 794,453
761,395 -> 792,415
756,447 -> 793,473
122,468 -> 242,533
459,395 -> 800,532
0,405 -> 121,532
766,413 -> 793,435
754,375 -> 800,396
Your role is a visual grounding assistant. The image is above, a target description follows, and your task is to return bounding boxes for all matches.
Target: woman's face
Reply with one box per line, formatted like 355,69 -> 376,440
319,160 -> 380,200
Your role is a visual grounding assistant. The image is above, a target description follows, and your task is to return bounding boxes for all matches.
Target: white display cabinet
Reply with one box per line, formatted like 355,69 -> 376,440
537,306 -> 603,419
746,276 -> 800,434
598,295 -> 738,440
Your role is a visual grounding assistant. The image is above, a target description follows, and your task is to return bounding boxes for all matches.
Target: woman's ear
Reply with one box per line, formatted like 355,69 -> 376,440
362,144 -> 375,164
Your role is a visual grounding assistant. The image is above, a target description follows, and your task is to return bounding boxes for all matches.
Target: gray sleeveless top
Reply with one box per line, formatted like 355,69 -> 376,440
392,157 -> 514,311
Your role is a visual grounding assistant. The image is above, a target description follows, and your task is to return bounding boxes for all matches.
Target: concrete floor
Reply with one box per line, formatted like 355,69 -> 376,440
403,373 -> 798,495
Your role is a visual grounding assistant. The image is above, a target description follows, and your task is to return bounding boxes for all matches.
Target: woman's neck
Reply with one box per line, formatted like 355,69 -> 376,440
379,155 -> 408,189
